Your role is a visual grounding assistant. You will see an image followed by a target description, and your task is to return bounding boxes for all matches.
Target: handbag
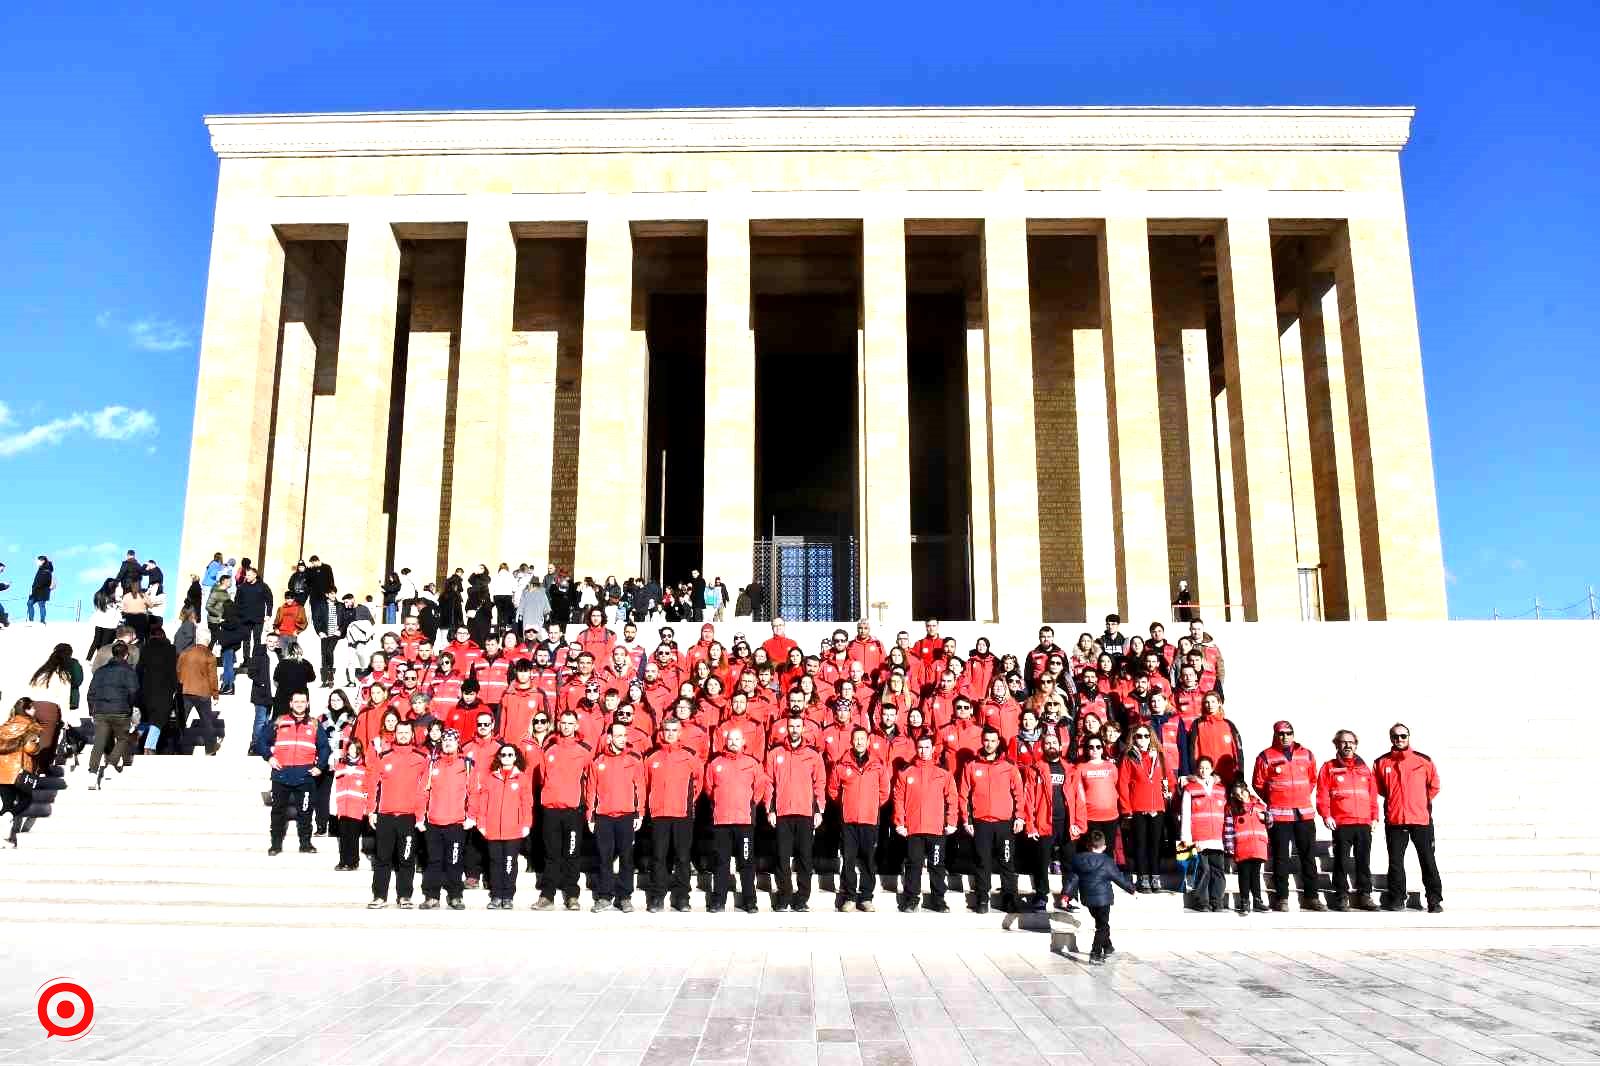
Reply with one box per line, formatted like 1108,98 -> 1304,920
13,770 -> 38,791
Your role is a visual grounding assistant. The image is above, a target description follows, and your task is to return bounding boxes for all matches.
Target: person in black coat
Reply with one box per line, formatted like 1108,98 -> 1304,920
247,634 -> 278,756
271,645 -> 316,716
233,569 -> 272,664
136,631 -> 180,755
1065,830 -> 1138,963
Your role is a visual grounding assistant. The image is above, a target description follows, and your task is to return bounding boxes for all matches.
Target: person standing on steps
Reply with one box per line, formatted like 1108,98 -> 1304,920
705,727 -> 768,913
366,719 -> 429,909
766,716 -> 827,913
644,716 -> 702,913
531,710 -> 589,911
584,720 -> 645,913
1316,729 -> 1380,911
959,725 -> 1026,913
419,729 -> 472,911
471,744 -> 535,910
258,690 -> 328,856
27,555 -> 54,623
1251,720 -> 1326,912
1374,723 -> 1443,913
177,634 -> 223,756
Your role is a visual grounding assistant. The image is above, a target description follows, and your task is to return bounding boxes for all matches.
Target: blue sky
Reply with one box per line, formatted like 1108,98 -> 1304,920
0,3 -> 1594,620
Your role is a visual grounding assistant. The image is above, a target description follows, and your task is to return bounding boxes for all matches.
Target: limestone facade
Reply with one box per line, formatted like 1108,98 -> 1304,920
178,106 -> 1448,621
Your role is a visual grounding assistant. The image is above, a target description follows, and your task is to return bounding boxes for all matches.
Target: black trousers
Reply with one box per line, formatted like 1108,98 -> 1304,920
651,816 -> 694,905
493,596 -> 516,629
593,814 -> 637,901
0,784 -> 33,837
773,815 -> 816,904
1236,858 -> 1264,904
1269,817 -> 1319,899
86,626 -> 117,660
335,816 -> 362,867
1088,904 -> 1112,953
1331,824 -> 1373,897
372,813 -> 417,900
241,620 -> 263,663
183,696 -> 222,754
1126,812 -> 1162,878
541,807 -> 582,900
270,780 -> 314,848
88,715 -> 131,773
1086,818 -> 1120,858
465,827 -> 488,879
903,834 -> 949,901
971,819 -> 1018,901
839,823 -> 878,903
1384,823 -> 1443,906
319,635 -> 338,681
313,773 -> 332,833
1192,849 -> 1226,904
423,823 -> 467,899
487,838 -> 521,900
712,823 -> 756,907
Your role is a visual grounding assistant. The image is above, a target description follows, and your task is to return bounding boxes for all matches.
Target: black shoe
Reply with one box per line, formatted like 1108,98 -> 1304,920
448,897 -> 465,911
672,901 -> 692,913
740,902 -> 759,914
1302,895 -> 1327,912
974,900 -> 990,914
707,904 -> 725,913
1252,896 -> 1268,912
647,901 -> 664,913
299,843 -> 317,854
772,901 -> 790,913
1207,901 -> 1221,912
1381,899 -> 1405,912
1088,948 -> 1105,963
268,846 -> 282,856
419,898 -> 440,911
1104,944 -> 1115,956
793,901 -> 809,913
1270,898 -> 1289,912
926,898 -> 949,913
898,899 -> 915,913
1353,895 -> 1379,911
1427,901 -> 1443,914
219,685 -> 235,696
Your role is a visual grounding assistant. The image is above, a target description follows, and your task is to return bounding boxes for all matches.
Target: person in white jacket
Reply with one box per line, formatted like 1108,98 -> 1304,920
1178,756 -> 1229,912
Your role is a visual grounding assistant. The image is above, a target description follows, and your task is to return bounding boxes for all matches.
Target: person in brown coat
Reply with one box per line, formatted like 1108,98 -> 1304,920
177,637 -> 223,756
0,699 -> 46,847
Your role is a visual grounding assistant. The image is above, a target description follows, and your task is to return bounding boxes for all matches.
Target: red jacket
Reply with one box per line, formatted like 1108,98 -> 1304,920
938,720 -> 983,777
1117,748 -> 1174,815
577,625 -> 616,664
714,717 -> 767,763
423,753 -> 473,826
499,686 -> 546,745
1373,749 -> 1440,826
1028,758 -> 1085,839
920,691 -> 959,731
473,655 -> 511,706
872,731 -> 916,775
445,640 -> 483,672
766,742 -> 827,817
828,753 -> 890,824
645,743 -> 703,818
471,768 -> 535,841
584,746 -> 644,817
333,761 -> 368,819
1180,776 -> 1227,847
893,756 -> 959,835
367,746 -> 429,819
847,637 -> 885,677
1252,744 -> 1318,820
1316,756 -> 1379,826
1189,712 -> 1243,783
1076,759 -> 1120,822
1225,798 -> 1269,862
705,752 -> 769,825
959,754 -> 1026,826
539,737 -> 590,810
980,697 -> 1022,742
463,736 -> 501,785
270,715 -> 318,769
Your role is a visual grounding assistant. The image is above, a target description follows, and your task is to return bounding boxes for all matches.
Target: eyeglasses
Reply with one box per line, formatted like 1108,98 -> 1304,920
532,718 -> 550,726
477,722 -> 494,729
1134,733 -> 1151,740
1275,729 -> 1294,736
498,753 -> 517,760
1086,743 -> 1104,750
1391,733 -> 1408,740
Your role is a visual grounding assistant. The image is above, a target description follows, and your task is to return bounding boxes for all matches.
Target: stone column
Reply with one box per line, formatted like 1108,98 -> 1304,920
860,216 -> 914,618
261,247 -> 319,588
502,329 -> 558,569
1182,325 -> 1226,620
980,216 -> 1043,620
1277,317 -> 1321,581
177,216 -> 285,583
1215,217 -> 1300,620
1098,217 -> 1171,624
702,216 -> 755,601
393,270 -> 453,580
965,326 -> 995,622
449,218 -> 517,571
1213,388 -> 1243,619
574,216 -> 647,582
313,219 -> 400,591
1332,217 -> 1448,619
1073,327 -> 1118,618
1297,261 -> 1366,619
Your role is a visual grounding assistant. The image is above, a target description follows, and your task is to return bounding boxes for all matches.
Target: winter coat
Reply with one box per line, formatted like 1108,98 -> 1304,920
138,637 -> 181,733
517,584 -> 550,628
249,646 -> 276,706
272,656 -> 316,713
31,561 -> 54,600
205,584 -> 231,627
174,618 -> 197,656
234,580 -> 272,623
0,713 -> 44,786
177,646 -> 220,699
1066,849 -> 1137,907
86,660 -> 140,717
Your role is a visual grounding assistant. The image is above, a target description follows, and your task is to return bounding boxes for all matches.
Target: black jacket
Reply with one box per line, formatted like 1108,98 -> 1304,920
117,557 -> 143,590
249,647 -> 276,706
272,657 -> 316,714
306,563 -> 335,600
1066,850 -> 1137,908
137,638 -> 180,732
234,579 -> 272,623
31,561 -> 52,600
86,660 -> 140,717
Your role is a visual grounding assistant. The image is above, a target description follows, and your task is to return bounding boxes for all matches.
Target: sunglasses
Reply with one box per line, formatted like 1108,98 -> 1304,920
1134,733 -> 1151,740
498,753 -> 517,760
1391,733 -> 1409,740
1086,743 -> 1104,750
532,718 -> 550,726
1275,729 -> 1294,736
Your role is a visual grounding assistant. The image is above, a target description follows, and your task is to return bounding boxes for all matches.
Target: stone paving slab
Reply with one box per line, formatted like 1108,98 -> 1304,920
4,926 -> 1600,1065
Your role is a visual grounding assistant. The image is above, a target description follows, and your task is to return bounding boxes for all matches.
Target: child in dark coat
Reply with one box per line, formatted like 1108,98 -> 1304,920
1066,830 -> 1138,962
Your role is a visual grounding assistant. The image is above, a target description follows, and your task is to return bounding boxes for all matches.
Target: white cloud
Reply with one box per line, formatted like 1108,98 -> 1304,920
0,404 -> 158,458
55,542 -> 119,559
78,560 -> 121,584
95,310 -> 115,329
128,318 -> 193,352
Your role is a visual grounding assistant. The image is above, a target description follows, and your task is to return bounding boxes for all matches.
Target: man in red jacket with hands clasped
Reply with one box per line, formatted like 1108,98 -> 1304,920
585,721 -> 645,912
1316,729 -> 1380,912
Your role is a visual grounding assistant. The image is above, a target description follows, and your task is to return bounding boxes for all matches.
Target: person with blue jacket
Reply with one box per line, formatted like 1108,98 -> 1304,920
1065,830 -> 1138,963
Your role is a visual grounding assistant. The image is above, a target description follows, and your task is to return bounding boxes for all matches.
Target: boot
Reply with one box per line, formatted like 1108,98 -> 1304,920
1353,894 -> 1379,911
1234,894 -> 1249,915
1270,896 -> 1289,912
1252,894 -> 1268,912
1302,893 -> 1327,912
1328,895 -> 1349,912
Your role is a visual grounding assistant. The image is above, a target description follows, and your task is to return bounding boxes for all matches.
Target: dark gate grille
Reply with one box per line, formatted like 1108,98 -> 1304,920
752,536 -> 859,622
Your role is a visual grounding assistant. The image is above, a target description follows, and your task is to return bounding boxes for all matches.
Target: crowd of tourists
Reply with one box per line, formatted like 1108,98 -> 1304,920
4,549 -> 1444,962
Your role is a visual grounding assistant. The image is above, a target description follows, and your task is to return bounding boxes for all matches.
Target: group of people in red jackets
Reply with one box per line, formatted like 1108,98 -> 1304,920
255,610 -> 1443,917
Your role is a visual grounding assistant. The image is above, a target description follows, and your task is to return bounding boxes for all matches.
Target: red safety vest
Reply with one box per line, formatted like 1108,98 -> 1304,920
272,716 -> 318,769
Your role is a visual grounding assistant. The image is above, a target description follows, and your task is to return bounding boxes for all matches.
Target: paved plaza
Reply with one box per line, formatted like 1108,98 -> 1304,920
5,924 -> 1599,1065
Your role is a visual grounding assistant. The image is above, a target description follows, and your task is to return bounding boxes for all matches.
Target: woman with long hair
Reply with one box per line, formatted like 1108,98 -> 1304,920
86,578 -> 121,659
1117,724 -> 1173,892
332,737 -> 369,871
472,743 -> 535,909
0,698 -> 45,847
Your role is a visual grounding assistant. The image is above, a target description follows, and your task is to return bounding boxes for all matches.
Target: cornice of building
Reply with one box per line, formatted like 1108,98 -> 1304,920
204,106 -> 1414,159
